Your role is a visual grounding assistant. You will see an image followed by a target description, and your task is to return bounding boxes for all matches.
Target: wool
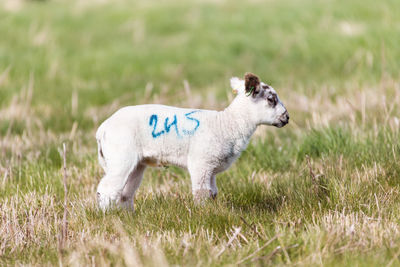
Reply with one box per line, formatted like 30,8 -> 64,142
96,73 -> 289,210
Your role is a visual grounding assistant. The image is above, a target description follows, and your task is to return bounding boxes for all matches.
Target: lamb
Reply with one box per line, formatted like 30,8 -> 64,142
96,73 -> 289,211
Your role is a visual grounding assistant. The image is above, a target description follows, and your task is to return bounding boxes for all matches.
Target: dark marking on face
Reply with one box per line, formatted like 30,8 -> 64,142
266,93 -> 278,107
244,72 -> 260,97
262,84 -> 270,89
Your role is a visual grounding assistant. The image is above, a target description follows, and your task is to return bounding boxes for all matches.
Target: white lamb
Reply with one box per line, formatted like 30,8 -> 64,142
96,73 -> 289,211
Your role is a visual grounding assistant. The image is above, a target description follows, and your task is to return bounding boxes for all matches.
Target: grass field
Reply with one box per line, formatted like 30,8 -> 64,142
1,0 -> 400,265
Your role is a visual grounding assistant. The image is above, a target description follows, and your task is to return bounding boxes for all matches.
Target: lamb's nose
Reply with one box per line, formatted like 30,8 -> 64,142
282,111 -> 289,121
279,111 -> 289,126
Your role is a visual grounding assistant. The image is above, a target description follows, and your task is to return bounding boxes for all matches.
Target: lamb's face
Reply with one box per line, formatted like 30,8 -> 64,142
230,73 -> 289,128
252,83 -> 289,127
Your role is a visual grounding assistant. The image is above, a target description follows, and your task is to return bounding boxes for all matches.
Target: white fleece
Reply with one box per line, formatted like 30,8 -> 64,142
96,76 -> 288,210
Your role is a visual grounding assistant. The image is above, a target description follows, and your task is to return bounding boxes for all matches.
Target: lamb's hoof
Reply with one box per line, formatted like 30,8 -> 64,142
97,192 -> 114,211
194,189 -> 216,204
119,196 -> 134,211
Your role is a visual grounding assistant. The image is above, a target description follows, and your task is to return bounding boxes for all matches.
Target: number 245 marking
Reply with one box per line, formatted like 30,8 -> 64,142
149,111 -> 200,138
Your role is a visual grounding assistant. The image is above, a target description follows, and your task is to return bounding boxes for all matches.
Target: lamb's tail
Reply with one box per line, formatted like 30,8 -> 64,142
96,125 -> 107,171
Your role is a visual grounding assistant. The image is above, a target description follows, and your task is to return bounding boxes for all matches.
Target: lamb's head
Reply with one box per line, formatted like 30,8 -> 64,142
230,73 -> 289,127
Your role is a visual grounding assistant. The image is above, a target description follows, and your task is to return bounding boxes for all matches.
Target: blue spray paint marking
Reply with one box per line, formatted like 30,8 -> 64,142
149,114 -> 165,138
149,110 -> 200,139
182,111 -> 200,136
164,115 -> 182,138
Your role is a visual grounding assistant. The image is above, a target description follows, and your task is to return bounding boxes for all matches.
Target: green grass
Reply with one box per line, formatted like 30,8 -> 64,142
1,0 -> 400,265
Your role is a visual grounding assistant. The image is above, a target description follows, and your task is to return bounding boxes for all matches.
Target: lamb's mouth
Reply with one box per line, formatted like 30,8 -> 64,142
273,119 -> 289,128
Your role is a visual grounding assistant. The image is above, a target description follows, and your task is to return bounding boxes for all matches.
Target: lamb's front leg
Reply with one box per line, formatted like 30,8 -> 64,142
210,175 -> 218,199
189,167 -> 216,203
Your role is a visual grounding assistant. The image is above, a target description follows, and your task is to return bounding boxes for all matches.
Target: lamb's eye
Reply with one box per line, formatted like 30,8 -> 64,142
267,95 -> 276,106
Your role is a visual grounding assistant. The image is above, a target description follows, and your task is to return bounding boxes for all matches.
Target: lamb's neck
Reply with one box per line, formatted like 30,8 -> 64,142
218,97 -> 257,143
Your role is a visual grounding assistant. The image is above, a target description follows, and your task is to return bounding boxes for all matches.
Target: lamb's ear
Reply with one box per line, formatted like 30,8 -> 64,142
244,72 -> 260,97
230,77 -> 245,95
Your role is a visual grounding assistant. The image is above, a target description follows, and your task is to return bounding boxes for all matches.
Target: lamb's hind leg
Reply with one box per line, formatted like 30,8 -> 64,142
119,163 -> 146,210
97,158 -> 138,211
96,138 -> 139,210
